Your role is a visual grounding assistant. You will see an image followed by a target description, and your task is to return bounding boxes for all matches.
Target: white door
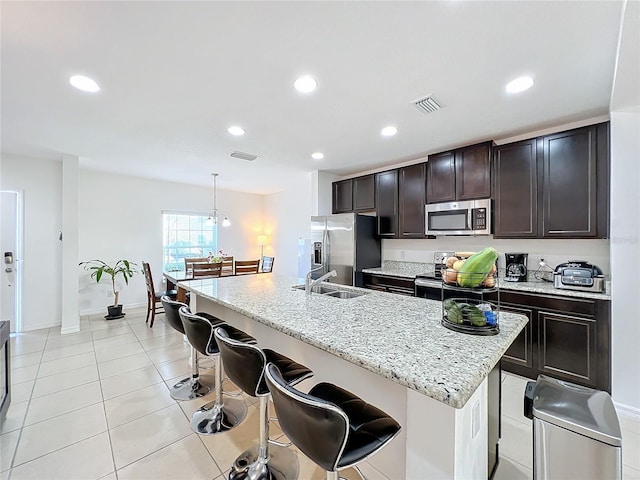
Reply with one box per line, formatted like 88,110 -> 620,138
1,191 -> 20,332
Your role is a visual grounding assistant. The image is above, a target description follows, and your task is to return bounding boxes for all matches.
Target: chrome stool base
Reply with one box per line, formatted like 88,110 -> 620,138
170,376 -> 213,401
229,444 -> 299,480
190,396 -> 247,435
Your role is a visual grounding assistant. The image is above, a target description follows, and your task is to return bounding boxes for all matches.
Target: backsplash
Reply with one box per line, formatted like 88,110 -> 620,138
383,238 -> 611,275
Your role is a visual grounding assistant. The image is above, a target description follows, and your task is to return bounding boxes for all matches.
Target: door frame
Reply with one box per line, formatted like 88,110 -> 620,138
1,190 -> 24,332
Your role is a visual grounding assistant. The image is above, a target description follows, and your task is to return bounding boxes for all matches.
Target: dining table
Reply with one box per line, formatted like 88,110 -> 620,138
163,267 -> 265,302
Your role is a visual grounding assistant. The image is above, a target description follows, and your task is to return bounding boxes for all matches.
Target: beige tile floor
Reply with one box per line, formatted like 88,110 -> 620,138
1,308 -> 639,480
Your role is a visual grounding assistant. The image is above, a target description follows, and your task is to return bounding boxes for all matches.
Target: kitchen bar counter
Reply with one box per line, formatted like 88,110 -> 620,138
180,274 -> 526,409
363,262 -> 611,300
183,274 -> 527,479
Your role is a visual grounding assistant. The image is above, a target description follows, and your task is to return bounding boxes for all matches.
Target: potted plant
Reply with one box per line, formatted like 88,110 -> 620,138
80,259 -> 138,319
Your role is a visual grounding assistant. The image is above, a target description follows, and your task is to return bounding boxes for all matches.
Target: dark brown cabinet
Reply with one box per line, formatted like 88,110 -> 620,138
427,142 -> 492,204
399,163 -> 426,238
493,139 -> 539,238
332,179 -> 353,214
375,170 -> 399,238
362,273 -> 414,296
494,122 -> 609,239
426,151 -> 456,204
495,290 -> 610,392
353,175 -> 376,211
542,124 -> 608,238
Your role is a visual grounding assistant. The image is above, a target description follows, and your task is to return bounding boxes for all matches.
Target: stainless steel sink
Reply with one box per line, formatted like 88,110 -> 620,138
293,284 -> 368,299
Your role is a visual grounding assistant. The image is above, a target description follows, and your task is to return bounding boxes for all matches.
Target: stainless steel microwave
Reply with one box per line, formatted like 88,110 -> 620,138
425,199 -> 491,236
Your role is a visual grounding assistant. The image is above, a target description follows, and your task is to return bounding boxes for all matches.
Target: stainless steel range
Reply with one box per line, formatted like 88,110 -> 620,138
414,251 -> 455,299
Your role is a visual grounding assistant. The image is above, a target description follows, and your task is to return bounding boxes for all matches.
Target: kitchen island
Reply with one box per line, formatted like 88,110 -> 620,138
182,274 -> 528,479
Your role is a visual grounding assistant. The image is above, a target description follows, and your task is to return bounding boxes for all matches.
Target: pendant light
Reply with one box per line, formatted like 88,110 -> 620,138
205,173 -> 231,227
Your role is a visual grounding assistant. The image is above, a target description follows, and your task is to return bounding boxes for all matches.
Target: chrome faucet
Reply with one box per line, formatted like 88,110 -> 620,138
305,268 -> 337,295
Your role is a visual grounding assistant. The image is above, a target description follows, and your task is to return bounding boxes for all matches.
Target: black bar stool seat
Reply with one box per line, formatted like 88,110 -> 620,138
178,307 -> 257,435
215,327 -> 313,480
265,363 -> 401,480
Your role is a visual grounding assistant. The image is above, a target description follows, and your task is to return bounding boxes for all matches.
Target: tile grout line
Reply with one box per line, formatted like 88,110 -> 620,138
91,323 -> 120,480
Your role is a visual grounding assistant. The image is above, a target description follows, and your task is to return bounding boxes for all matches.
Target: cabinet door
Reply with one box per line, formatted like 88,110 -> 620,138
399,163 -> 426,238
353,175 -> 376,211
538,311 -> 597,387
332,179 -> 353,213
542,126 -> 597,237
426,151 -> 456,204
375,170 -> 398,237
455,142 -> 492,200
500,303 -> 535,369
493,139 -> 538,238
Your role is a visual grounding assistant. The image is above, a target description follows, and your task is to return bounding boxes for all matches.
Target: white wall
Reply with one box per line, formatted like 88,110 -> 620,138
263,172 -> 314,278
78,170 -> 264,314
1,155 -> 63,331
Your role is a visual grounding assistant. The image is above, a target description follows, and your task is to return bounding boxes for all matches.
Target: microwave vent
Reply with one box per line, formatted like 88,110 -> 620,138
230,151 -> 259,161
411,95 -> 442,114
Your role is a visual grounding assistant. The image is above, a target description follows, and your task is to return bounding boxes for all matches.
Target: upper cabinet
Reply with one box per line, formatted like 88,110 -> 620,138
398,163 -> 426,238
427,142 -> 492,203
494,122 -> 609,239
353,174 -> 376,211
542,124 -> 608,238
493,139 -> 538,238
375,169 -> 399,238
332,179 -> 353,214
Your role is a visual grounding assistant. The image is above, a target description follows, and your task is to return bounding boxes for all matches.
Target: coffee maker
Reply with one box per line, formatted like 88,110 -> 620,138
505,253 -> 528,282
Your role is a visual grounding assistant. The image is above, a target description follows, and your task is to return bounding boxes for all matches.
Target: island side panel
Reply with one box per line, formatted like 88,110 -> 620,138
406,378 -> 488,480
197,295 -> 408,479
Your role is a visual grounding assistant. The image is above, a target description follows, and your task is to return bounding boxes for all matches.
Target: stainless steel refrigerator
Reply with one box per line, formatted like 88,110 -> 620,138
310,213 -> 381,287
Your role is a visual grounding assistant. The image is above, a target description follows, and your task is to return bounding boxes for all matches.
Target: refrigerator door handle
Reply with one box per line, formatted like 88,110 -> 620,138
323,228 -> 329,274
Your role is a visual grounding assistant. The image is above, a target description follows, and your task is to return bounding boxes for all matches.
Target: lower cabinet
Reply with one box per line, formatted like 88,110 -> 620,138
362,273 -> 414,296
494,291 -> 610,392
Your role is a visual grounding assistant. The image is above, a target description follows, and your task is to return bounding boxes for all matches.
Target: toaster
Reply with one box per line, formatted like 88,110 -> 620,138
553,261 -> 605,292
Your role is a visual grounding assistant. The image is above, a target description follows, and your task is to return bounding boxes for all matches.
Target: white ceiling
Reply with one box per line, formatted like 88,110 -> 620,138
0,1 -> 627,194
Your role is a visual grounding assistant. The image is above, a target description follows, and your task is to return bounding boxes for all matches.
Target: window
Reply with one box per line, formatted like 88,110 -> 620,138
162,212 -> 217,271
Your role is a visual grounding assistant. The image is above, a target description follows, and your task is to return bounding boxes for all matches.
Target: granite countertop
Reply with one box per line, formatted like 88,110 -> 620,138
180,274 -> 528,409
363,261 -> 611,301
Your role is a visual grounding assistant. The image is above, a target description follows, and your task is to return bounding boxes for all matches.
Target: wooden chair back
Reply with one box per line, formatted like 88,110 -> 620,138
261,256 -> 275,273
221,256 -> 234,276
142,261 -> 155,296
235,259 -> 260,275
193,261 -> 223,277
184,257 -> 209,277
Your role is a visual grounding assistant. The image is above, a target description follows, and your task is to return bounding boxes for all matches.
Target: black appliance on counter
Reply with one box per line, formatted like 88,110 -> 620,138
505,253 -> 528,282
553,261 -> 605,293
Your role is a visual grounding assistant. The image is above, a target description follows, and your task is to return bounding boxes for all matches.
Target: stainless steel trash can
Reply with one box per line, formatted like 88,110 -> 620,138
525,375 -> 622,480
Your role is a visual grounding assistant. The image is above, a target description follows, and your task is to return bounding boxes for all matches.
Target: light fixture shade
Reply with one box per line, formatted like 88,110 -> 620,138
222,217 -> 231,227
257,234 -> 267,245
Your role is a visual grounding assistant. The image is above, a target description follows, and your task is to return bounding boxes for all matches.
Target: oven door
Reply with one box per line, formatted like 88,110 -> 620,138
415,278 -> 442,301
425,200 -> 474,236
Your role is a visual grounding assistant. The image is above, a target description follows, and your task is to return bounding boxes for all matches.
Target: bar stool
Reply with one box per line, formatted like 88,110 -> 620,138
214,327 -> 313,480
178,307 -> 256,435
161,296 -> 225,400
265,363 -> 401,480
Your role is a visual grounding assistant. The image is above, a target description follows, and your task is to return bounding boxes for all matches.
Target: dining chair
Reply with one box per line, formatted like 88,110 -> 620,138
261,256 -> 275,273
142,261 -> 177,328
235,259 -> 260,275
184,257 -> 209,278
193,261 -> 223,277
221,256 -> 234,276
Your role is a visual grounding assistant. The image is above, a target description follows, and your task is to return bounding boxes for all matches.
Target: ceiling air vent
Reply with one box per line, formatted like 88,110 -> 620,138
411,95 -> 442,114
230,151 -> 259,161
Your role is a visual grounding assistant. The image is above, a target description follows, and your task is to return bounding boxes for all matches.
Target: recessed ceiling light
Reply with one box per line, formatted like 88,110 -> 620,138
69,75 -> 100,93
311,152 -> 324,160
227,126 -> 245,136
506,76 -> 534,94
381,126 -> 398,137
294,75 -> 317,93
